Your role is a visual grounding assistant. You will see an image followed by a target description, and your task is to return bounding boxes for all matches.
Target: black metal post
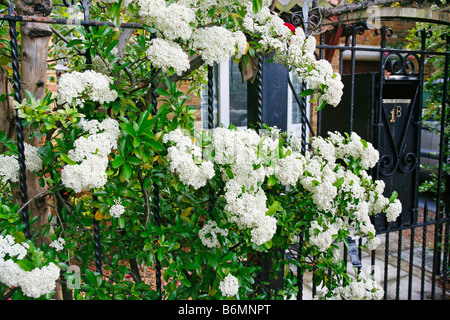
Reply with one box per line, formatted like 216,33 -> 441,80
207,65 -> 215,221
256,54 -> 263,131
8,0 -> 30,239
150,61 -> 162,299
432,31 -> 449,299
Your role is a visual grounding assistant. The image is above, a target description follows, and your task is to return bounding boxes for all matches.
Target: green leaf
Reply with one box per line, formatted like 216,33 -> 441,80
389,191 -> 398,203
17,259 -> 35,272
120,122 -> 137,138
154,88 -> 170,97
267,175 -> 278,187
119,163 -> 132,182
182,262 -> 200,270
316,100 -> 327,111
361,139 -> 368,149
126,156 -> 141,166
225,166 -> 234,179
106,40 -> 119,55
252,0 -> 262,13
148,139 -> 163,151
263,239 -> 272,249
266,201 -> 280,216
13,231 -> 26,243
157,247 -> 164,262
179,272 -> 192,287
61,153 -> 77,165
133,136 -> 141,148
299,89 -> 314,97
118,216 -> 125,229
66,39 -> 84,47
332,177 -> 345,188
85,269 -> 101,287
112,155 -> 125,168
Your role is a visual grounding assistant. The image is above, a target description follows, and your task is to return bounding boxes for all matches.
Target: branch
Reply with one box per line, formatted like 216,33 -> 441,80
49,26 -> 85,55
319,0 -> 400,17
143,55 -> 205,106
15,183 -> 63,216
137,165 -> 151,226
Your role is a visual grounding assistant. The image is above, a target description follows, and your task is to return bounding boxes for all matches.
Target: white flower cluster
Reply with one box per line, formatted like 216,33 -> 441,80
198,220 -> 228,248
164,128 -> 279,246
0,154 -> 20,183
0,235 -> 29,260
146,38 -> 190,76
163,129 -> 215,190
316,272 -> 384,300
57,70 -> 118,106
296,59 -> 344,108
61,118 -> 120,193
0,235 -> 60,298
239,2 -> 343,107
139,0 -> 195,41
119,0 -> 342,106
49,237 -> 66,252
242,4 -> 291,52
0,142 -> 43,184
190,27 -> 248,66
281,131 -> 402,252
138,0 -> 246,73
109,198 -> 126,218
219,273 -> 239,297
212,128 -> 279,246
165,126 -> 401,255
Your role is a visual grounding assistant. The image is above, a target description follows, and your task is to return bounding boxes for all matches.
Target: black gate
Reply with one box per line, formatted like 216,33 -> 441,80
302,23 -> 449,300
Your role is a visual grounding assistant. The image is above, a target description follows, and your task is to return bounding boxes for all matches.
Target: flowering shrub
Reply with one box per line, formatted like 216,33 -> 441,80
0,0 -> 401,300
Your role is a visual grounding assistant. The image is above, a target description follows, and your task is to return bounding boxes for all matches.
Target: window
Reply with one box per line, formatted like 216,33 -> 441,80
201,59 -> 310,139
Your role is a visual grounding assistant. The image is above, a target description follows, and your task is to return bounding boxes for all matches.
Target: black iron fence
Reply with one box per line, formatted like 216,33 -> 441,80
0,0 -> 448,300
288,22 -> 449,300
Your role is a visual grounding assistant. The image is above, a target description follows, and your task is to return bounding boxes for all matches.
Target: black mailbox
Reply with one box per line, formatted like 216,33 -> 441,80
320,72 -> 421,230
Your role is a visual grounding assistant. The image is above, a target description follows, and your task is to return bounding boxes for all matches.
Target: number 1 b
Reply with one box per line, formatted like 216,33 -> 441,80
390,106 -> 402,122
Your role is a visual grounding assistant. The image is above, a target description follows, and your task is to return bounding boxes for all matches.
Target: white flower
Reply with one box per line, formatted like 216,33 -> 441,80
61,154 -> 109,193
109,198 -> 126,218
219,273 -> 239,297
19,263 -> 61,299
190,26 -> 237,65
0,235 -> 60,298
337,272 -> 384,300
198,220 -> 228,248
163,129 -> 215,189
57,70 -> 118,106
0,143 -> 42,183
146,38 -> 190,75
139,1 -> 195,41
308,221 -> 333,252
385,198 -> 402,222
24,143 -> 43,173
0,154 -> 19,183
311,136 -> 336,164
233,31 -> 248,60
364,237 -> 381,251
250,214 -> 277,246
61,118 -> 120,193
0,235 -> 28,260
49,237 -> 66,252
274,155 -> 304,187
